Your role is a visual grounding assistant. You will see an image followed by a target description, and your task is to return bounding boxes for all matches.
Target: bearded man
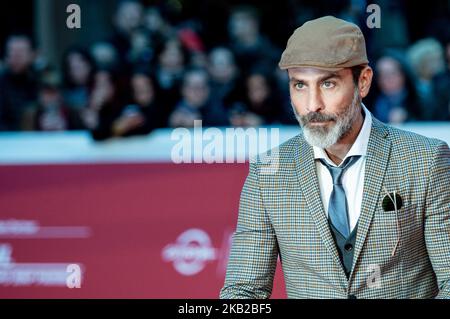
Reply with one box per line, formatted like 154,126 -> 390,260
220,16 -> 450,299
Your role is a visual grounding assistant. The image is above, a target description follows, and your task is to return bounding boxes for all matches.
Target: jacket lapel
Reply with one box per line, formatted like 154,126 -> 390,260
293,134 -> 348,280
349,117 -> 391,279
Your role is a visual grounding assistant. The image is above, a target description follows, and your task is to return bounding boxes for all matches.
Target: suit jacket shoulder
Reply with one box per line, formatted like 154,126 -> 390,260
383,121 -> 448,155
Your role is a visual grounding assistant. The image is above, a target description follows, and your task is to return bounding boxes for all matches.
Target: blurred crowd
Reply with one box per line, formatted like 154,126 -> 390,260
0,1 -> 449,140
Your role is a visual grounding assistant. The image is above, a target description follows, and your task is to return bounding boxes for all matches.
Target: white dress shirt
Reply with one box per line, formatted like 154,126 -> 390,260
313,104 -> 372,232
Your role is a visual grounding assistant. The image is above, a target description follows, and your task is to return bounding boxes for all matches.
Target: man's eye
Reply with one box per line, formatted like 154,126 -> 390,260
294,82 -> 304,90
322,81 -> 335,89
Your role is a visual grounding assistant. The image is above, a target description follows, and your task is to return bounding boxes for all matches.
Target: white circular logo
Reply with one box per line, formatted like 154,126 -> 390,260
162,229 -> 217,276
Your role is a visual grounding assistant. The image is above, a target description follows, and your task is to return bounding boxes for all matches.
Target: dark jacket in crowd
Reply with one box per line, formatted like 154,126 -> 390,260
430,70 -> 450,121
0,70 -> 38,131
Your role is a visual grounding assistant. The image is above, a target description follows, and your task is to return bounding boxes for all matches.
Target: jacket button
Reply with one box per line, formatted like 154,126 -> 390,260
348,294 -> 357,299
344,244 -> 353,251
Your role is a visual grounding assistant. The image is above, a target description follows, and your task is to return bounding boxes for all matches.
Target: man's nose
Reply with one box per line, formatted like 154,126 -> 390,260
306,88 -> 324,113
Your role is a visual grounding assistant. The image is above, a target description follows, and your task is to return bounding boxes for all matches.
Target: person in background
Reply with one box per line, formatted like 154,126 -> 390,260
169,68 -> 229,128
407,38 -> 446,119
207,47 -> 239,110
0,34 -> 38,131
109,0 -> 144,74
128,27 -> 154,69
111,70 -> 163,137
86,69 -> 123,140
154,37 -> 186,90
61,47 -> 95,129
154,37 -> 187,119
431,35 -> 450,121
29,72 -> 76,131
370,53 -> 421,123
227,5 -> 280,76
229,67 -> 282,127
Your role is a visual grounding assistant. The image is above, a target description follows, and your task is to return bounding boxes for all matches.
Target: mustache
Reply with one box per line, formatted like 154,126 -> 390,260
299,112 -> 337,125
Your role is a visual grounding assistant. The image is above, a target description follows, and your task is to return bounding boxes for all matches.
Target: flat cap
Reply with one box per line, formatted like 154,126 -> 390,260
278,16 -> 369,71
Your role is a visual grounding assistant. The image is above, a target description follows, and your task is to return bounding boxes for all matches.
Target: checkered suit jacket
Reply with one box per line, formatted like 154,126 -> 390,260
220,117 -> 450,299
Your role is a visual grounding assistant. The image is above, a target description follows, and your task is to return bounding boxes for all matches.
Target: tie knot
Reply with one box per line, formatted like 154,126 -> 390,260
319,155 -> 361,185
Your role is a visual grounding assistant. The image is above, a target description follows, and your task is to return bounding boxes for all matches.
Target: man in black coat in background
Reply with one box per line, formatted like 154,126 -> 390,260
0,34 -> 38,131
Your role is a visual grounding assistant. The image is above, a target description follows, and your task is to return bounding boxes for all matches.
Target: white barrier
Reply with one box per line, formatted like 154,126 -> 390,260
0,123 -> 449,165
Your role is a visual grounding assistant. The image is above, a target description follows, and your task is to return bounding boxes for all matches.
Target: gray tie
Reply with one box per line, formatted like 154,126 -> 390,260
319,155 -> 361,239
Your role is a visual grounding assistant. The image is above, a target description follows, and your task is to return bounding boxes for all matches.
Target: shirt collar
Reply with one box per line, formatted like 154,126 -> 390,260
313,103 -> 372,166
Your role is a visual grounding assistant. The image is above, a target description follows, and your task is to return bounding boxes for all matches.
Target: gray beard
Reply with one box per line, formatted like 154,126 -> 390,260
295,89 -> 361,149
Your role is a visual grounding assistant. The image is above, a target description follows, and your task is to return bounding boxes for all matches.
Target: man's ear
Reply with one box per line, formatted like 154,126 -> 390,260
358,66 -> 373,98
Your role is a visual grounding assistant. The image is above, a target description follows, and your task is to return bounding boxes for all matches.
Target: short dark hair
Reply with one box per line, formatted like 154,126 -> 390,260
351,65 -> 366,86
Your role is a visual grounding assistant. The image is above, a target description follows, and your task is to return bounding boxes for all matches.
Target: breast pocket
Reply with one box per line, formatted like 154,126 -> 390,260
369,204 -> 418,258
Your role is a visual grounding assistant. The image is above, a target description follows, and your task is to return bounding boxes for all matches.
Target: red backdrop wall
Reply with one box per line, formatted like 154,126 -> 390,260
0,163 -> 286,298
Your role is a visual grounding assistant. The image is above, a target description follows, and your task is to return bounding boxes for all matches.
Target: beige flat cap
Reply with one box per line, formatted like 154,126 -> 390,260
278,16 -> 369,71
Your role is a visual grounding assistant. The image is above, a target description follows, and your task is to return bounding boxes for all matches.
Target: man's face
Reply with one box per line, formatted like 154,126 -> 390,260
247,74 -> 269,105
228,12 -> 258,41
208,48 -> 236,83
115,1 -> 143,34
376,57 -> 404,95
6,38 -> 34,74
67,52 -> 92,85
132,74 -> 154,106
288,67 -> 361,149
159,40 -> 184,70
182,72 -> 210,108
